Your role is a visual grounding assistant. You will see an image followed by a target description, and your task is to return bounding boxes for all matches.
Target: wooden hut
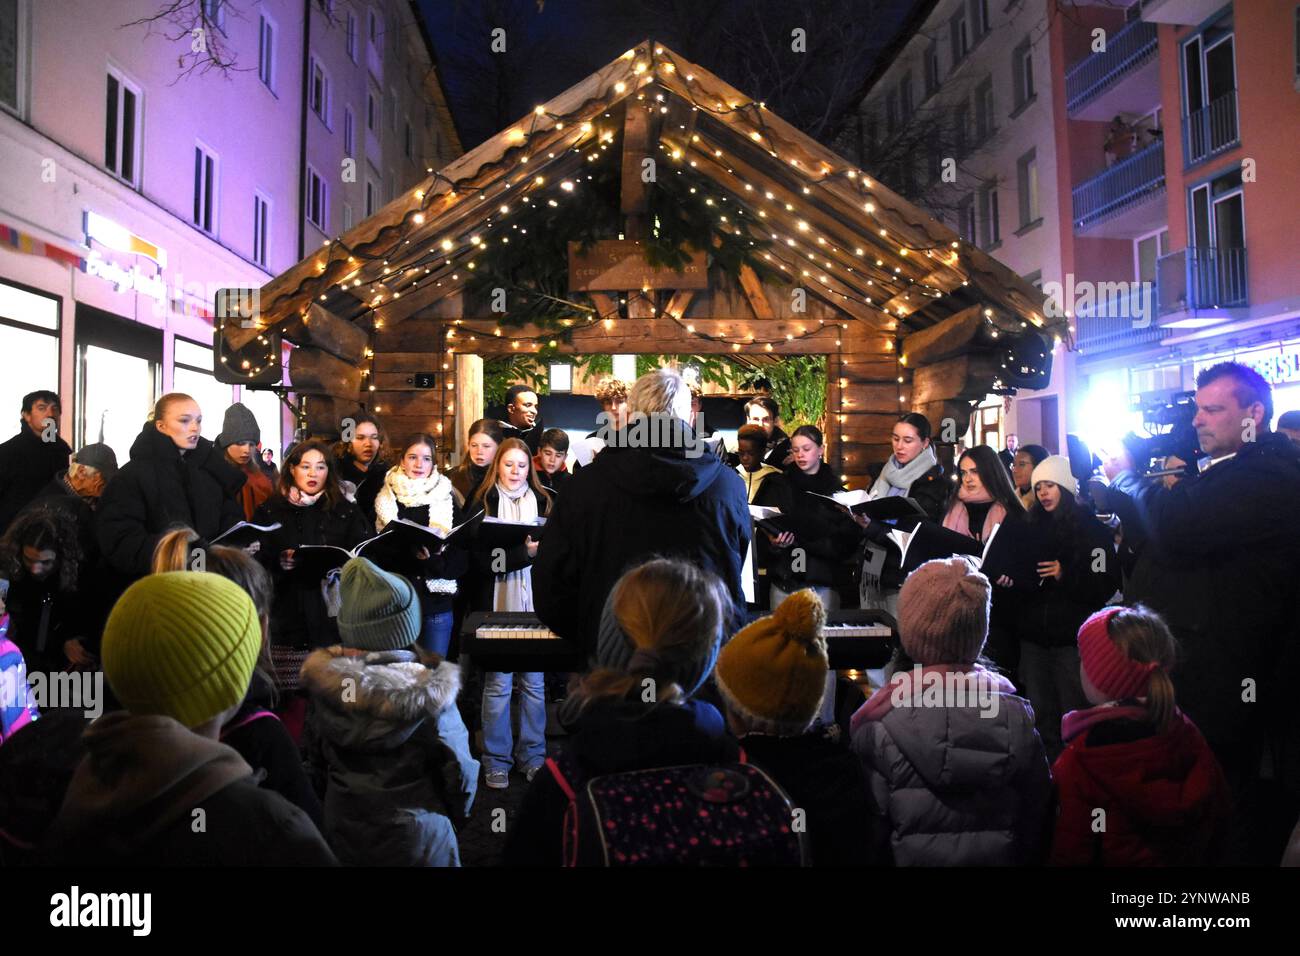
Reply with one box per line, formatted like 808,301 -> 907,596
224,40 -> 1064,486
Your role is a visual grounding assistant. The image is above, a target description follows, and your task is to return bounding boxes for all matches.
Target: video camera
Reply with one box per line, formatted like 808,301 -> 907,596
1120,391 -> 1201,478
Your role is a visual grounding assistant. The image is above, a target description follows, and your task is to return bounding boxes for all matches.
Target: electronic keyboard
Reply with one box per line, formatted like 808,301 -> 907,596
823,609 -> 897,670
460,612 -> 585,672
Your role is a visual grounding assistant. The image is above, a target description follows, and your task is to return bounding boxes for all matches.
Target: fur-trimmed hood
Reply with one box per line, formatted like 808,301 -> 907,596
301,647 -> 461,749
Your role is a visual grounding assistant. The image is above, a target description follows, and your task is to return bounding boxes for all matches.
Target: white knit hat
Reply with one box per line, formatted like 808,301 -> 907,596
1031,455 -> 1079,496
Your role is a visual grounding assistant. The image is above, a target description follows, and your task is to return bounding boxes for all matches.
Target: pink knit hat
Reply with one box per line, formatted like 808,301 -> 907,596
1077,607 -> 1160,700
898,557 -> 991,665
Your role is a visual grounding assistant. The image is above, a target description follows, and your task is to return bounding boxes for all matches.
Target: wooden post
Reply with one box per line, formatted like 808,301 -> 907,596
453,353 -> 483,467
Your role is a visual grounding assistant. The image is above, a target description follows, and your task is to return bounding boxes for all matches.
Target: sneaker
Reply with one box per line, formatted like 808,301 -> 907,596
524,764 -> 544,783
485,771 -> 509,790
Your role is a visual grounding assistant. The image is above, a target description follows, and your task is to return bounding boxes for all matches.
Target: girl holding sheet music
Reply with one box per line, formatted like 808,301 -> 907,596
373,433 -> 470,658
767,426 -> 862,602
252,440 -> 371,653
856,414 -> 950,613
466,437 -> 552,790
941,445 -> 1027,675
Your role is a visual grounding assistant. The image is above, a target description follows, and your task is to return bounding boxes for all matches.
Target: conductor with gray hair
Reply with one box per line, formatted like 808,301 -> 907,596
533,367 -> 751,656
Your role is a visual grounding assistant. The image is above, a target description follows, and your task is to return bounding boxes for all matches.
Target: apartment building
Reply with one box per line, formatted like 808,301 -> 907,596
844,0 -> 1073,454
1062,0 -> 1300,452
0,0 -> 459,462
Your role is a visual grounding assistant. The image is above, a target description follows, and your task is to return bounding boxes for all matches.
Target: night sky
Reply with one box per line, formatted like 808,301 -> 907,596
417,0 -> 924,150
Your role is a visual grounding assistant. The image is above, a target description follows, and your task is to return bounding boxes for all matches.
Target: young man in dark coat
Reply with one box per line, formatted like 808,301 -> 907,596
498,384 -> 543,455
533,369 -> 751,655
0,390 -> 73,535
95,394 -> 246,581
1104,362 -> 1300,862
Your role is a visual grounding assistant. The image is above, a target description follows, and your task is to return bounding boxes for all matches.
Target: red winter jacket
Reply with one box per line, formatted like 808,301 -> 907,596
1050,708 -> 1230,866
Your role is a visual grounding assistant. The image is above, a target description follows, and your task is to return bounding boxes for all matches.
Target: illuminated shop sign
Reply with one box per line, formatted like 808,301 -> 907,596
82,211 -> 168,302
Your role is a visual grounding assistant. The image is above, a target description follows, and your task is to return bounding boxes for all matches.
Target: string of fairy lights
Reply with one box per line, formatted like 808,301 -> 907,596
235,42 -> 1060,461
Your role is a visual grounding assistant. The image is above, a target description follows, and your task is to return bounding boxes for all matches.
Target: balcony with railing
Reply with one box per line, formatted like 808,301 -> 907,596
1072,140 -> 1166,234
1073,283 -> 1165,355
1066,19 -> 1160,117
1182,90 -> 1239,166
1157,246 -> 1248,314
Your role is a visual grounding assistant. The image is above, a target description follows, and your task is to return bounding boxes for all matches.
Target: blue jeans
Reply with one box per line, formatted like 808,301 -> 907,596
418,610 -> 454,657
481,671 -> 546,775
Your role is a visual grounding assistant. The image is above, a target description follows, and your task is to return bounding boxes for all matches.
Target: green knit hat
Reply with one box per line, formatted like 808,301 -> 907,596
102,571 -> 261,729
337,557 -> 422,652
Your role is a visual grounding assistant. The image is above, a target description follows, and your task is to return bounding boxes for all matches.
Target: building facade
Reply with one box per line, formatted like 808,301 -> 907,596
848,0 -> 1300,460
0,0 -> 459,464
1063,0 -> 1300,455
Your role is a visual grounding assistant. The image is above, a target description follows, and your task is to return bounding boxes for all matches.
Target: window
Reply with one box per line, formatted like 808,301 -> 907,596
344,106 -> 354,155
950,7 -> 970,65
954,102 -> 969,157
885,88 -> 898,133
306,166 -> 327,231
404,118 -> 413,160
1294,5 -> 1300,89
105,68 -> 141,186
0,282 -> 60,434
258,14 -> 275,92
1017,148 -> 1039,227
193,143 -> 217,235
899,72 -> 914,123
386,168 -> 395,203
1183,24 -> 1238,163
368,9 -> 379,44
958,194 -> 976,242
346,11 -> 358,62
253,192 -> 270,268
367,90 -> 378,131
924,40 -> 940,96
365,178 -> 376,216
387,87 -> 396,131
971,0 -> 990,38
1,0 -> 25,115
1013,39 -> 1034,110
1135,228 -> 1170,285
979,184 -> 1000,248
342,203 -> 353,231
173,338 -> 231,442
926,133 -> 941,182
975,77 -> 995,142
310,57 -> 330,127
201,0 -> 226,34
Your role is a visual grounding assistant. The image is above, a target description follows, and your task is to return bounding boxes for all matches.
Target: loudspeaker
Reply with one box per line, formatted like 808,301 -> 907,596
213,288 -> 283,385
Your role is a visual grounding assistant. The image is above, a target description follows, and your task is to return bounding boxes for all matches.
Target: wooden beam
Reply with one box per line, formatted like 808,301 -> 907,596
278,303 -> 370,364
911,354 -> 1002,406
454,353 -> 483,464
620,100 -> 652,239
288,347 -> 363,401
737,265 -> 774,319
900,305 -> 984,366
663,289 -> 695,320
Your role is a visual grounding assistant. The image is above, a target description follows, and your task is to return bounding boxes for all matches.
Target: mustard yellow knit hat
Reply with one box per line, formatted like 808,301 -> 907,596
714,589 -> 828,735
102,571 -> 261,729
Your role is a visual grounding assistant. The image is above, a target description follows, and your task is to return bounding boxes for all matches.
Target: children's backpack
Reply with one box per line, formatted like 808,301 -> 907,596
546,757 -> 809,866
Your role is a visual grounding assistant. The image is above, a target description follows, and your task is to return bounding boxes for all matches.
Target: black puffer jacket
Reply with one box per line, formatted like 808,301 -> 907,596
1018,507 -> 1120,647
463,484 -> 549,614
251,492 -> 371,649
0,425 -> 72,535
95,425 -> 245,579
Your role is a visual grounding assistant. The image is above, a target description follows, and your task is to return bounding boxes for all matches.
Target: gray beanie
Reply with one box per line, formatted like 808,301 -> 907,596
73,442 -> 119,482
217,402 -> 260,448
337,558 -> 422,652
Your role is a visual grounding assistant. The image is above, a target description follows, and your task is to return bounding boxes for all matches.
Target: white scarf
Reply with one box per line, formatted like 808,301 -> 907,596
287,486 -> 324,507
869,444 -> 938,499
492,481 -> 537,613
374,465 -> 458,594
